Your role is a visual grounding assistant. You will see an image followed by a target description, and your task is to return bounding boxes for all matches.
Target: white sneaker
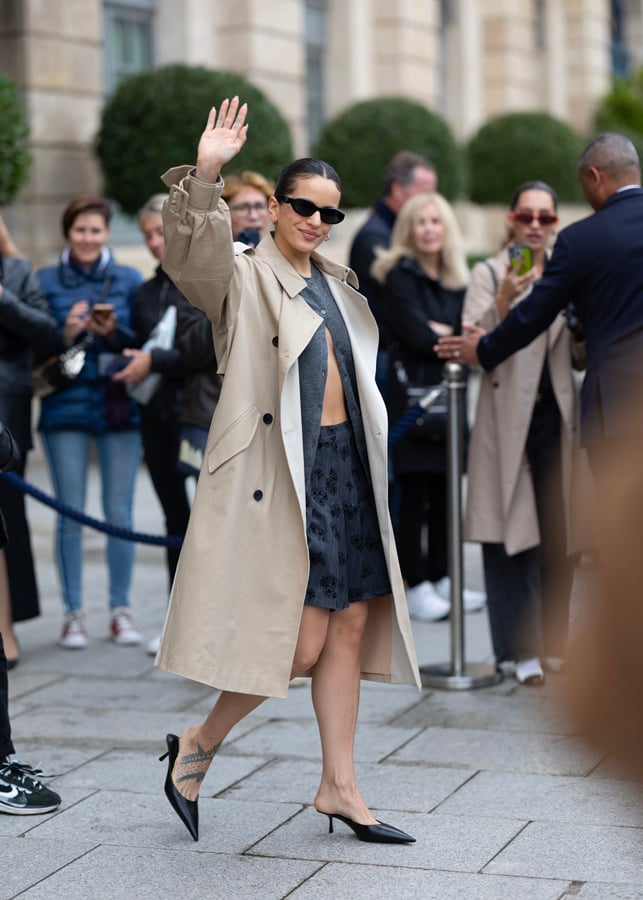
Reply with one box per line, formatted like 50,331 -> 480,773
110,607 -> 143,646
433,576 -> 487,612
515,657 -> 545,686
146,634 -> 161,657
59,612 -> 89,649
405,581 -> 450,622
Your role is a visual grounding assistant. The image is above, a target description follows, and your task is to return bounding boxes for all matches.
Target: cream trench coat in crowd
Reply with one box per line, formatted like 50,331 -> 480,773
464,249 -> 588,557
155,167 -> 421,698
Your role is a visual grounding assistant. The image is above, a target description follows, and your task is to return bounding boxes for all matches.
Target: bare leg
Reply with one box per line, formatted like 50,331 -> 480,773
0,551 -> 17,662
311,600 -> 377,825
173,605 -> 331,801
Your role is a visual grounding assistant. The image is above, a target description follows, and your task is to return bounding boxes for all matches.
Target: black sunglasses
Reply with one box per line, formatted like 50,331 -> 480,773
275,194 -> 345,225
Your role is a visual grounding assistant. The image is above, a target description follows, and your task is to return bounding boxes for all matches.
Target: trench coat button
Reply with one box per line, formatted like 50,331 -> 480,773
253,489 -> 263,501
262,413 -> 273,424
272,336 -> 279,347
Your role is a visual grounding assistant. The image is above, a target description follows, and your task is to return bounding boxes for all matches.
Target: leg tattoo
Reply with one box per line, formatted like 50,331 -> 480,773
174,742 -> 221,790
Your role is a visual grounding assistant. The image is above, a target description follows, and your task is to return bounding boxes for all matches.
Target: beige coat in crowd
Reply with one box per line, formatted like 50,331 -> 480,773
463,248 -> 587,557
155,167 -> 421,699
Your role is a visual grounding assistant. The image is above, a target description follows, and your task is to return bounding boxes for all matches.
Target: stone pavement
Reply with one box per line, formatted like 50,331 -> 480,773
2,451 -> 642,899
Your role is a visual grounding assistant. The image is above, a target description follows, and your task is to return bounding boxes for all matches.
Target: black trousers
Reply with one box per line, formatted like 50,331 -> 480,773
140,416 -> 191,589
483,399 -> 574,663
395,472 -> 448,587
0,452 -> 39,622
0,634 -> 13,759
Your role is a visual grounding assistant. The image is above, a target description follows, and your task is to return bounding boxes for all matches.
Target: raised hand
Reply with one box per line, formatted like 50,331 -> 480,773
195,97 -> 248,183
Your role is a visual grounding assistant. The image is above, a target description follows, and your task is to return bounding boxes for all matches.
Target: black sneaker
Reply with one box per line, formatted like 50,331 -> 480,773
0,757 -> 61,815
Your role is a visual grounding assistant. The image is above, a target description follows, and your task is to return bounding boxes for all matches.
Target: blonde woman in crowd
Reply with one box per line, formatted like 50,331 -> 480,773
372,192 -> 485,622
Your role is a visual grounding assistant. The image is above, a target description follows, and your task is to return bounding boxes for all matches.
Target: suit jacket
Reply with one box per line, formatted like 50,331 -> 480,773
349,198 -> 396,347
478,187 -> 643,446
156,166 -> 421,699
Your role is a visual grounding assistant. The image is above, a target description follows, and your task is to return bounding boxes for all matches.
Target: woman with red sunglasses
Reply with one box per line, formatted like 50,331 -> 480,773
462,180 -> 588,686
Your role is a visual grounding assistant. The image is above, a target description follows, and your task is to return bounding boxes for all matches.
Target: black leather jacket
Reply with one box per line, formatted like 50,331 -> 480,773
0,255 -> 57,452
175,299 -> 221,430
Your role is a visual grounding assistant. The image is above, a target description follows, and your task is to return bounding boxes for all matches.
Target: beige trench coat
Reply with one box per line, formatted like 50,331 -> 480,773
464,249 -> 587,557
155,167 -> 421,698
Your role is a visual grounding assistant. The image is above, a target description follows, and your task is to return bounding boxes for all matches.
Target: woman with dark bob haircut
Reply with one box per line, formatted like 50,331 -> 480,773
156,97 -> 420,844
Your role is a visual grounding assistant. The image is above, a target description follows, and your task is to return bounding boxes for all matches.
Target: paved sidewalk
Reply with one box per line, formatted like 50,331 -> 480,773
2,452 -> 642,899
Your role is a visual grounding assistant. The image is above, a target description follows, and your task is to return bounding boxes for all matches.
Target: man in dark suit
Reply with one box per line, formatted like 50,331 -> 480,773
436,132 -> 643,484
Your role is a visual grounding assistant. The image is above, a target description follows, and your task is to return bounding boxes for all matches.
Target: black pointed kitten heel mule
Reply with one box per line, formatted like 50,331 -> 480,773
159,733 -> 199,841
323,811 -> 416,843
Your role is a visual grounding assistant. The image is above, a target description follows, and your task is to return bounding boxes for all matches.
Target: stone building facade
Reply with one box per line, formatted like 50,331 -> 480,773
0,0 -> 641,264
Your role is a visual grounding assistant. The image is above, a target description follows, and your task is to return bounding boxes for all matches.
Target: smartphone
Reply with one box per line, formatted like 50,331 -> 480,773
92,303 -> 115,320
508,244 -> 533,276
97,352 -> 129,376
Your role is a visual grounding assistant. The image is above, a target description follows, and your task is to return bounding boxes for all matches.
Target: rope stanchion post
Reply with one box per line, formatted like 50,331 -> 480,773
420,361 -> 502,690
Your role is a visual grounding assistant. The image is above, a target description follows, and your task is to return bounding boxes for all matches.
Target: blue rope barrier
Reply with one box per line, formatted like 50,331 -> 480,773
0,471 -> 183,549
388,383 -> 446,448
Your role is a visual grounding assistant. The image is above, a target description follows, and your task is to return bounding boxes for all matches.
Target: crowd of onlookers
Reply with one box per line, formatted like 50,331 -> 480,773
4,127 -> 643,813
0,153 -> 590,683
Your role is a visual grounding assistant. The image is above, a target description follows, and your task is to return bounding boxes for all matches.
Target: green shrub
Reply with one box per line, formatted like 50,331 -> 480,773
0,74 -> 31,206
595,69 -> 643,135
467,112 -> 584,205
95,65 -> 293,215
313,97 -> 465,207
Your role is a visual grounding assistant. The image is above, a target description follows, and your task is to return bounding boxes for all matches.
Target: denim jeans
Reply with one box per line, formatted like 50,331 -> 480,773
42,429 -> 142,614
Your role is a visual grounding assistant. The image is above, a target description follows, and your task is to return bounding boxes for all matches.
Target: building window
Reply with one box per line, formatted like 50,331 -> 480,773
305,0 -> 327,149
104,0 -> 154,95
611,0 -> 629,77
437,0 -> 454,116
534,0 -> 546,50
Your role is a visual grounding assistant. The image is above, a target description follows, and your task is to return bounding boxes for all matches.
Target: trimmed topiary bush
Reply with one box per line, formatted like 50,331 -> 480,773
0,74 -> 31,206
467,112 -> 584,205
595,69 -> 643,136
95,64 -> 293,215
313,97 -> 465,207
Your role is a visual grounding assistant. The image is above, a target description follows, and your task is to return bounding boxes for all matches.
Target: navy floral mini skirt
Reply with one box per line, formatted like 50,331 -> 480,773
305,421 -> 391,610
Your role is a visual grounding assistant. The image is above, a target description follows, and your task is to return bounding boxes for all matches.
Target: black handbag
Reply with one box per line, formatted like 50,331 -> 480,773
32,335 -> 93,399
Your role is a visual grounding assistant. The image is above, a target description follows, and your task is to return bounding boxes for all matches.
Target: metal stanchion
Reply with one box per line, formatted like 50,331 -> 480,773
420,361 -> 502,690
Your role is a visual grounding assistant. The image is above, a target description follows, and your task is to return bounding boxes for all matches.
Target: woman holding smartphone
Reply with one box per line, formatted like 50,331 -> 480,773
463,180 -> 586,685
37,195 -> 144,650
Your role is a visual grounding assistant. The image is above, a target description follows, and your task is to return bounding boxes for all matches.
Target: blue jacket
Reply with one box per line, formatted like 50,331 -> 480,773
478,187 -> 643,446
37,248 -> 143,434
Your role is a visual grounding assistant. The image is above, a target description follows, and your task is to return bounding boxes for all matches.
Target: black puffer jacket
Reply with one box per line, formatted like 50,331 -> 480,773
0,255 -> 58,452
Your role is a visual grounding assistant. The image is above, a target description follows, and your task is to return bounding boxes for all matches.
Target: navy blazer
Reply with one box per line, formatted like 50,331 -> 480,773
477,187 -> 643,446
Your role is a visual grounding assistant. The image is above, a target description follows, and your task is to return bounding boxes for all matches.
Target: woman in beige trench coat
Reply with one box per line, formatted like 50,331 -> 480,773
155,99 -> 420,843
463,180 -> 586,686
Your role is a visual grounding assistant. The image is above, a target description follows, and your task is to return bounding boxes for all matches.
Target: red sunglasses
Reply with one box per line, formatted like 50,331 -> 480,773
512,212 -> 558,226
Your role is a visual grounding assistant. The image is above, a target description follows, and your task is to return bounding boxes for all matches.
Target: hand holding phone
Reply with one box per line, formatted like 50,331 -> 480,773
91,303 -> 115,321
508,244 -> 533,276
